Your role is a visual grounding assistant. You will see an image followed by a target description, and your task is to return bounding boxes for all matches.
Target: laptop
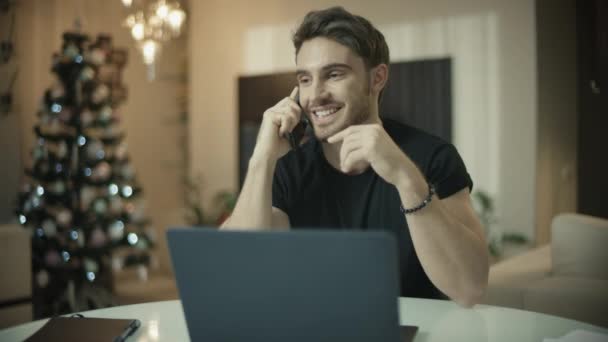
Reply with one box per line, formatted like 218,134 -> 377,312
167,228 -> 417,342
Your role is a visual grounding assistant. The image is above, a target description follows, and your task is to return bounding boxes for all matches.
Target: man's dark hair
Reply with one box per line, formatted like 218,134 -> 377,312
292,7 -> 390,102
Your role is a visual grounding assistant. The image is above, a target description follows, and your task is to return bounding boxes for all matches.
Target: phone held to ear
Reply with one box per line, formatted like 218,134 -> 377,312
285,89 -> 308,150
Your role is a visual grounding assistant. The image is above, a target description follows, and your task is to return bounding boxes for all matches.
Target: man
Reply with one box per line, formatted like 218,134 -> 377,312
221,7 -> 488,307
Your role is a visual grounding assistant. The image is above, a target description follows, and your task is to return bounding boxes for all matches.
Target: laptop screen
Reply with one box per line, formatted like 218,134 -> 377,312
168,228 -> 402,342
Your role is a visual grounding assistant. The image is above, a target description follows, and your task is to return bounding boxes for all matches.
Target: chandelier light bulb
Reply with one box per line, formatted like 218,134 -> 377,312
131,22 -> 145,41
156,2 -> 170,19
141,39 -> 159,65
167,8 -> 186,32
121,0 -> 133,7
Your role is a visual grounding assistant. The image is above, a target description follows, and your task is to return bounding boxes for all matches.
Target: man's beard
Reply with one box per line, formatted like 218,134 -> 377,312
309,91 -> 372,142
308,72 -> 374,142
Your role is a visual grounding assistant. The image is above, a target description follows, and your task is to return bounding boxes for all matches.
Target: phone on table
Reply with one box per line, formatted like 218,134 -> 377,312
285,89 -> 308,150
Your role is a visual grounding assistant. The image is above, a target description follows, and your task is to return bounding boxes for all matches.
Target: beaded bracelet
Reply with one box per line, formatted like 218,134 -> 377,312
400,184 -> 436,214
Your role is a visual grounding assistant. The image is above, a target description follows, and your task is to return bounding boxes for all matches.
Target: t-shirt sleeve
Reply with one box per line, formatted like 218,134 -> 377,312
425,143 -> 473,199
272,159 -> 290,213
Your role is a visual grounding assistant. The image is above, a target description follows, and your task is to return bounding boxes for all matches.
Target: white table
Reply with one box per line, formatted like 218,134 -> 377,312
1,298 -> 606,341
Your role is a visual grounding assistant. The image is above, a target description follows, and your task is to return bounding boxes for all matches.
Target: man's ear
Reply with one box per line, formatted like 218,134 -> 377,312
371,64 -> 389,94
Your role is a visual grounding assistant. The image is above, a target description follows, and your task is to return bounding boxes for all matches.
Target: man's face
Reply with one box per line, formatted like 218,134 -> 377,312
296,37 -> 374,141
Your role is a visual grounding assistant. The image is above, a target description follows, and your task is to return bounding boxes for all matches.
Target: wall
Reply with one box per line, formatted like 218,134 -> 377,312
2,0 -> 186,273
535,0 -> 578,244
189,0 -> 538,239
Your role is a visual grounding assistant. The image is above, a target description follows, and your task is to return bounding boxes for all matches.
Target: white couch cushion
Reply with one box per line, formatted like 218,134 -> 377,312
551,213 -> 608,280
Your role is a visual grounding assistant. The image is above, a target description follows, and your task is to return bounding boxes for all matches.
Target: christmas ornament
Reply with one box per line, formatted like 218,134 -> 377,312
109,196 -> 123,214
97,64 -> 117,83
80,109 -> 94,126
80,186 -> 96,209
33,146 -> 45,161
80,66 -> 95,81
92,84 -> 109,104
86,140 -> 105,161
92,161 -> 111,181
64,44 -> 79,59
136,237 -> 148,250
44,250 -> 61,267
108,220 -> 125,241
56,141 -> 68,158
30,194 -> 43,208
137,265 -> 148,282
56,209 -> 73,226
114,143 -> 128,160
51,181 -> 66,194
58,107 -> 72,123
89,227 -> 107,248
87,48 -> 106,65
112,256 -> 123,272
36,270 -> 50,288
23,201 -> 32,213
99,106 -> 112,122
83,258 -> 99,273
42,219 -> 57,237
93,198 -> 108,214
50,83 -> 65,100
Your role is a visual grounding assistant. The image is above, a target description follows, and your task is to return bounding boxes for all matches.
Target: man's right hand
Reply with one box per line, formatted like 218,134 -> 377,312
252,86 -> 303,162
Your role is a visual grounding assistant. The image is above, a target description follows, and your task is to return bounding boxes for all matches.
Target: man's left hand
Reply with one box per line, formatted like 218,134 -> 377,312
327,124 -> 413,187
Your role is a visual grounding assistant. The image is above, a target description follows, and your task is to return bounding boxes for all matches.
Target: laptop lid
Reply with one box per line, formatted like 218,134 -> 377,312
167,228 -> 401,342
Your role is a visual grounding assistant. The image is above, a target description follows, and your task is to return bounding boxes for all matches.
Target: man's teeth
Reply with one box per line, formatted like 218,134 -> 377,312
314,108 -> 339,117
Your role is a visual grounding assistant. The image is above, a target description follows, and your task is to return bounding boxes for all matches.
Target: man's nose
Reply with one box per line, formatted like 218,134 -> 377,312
309,80 -> 329,105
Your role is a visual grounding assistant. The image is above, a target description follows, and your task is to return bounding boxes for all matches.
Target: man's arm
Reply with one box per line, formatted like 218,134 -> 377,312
219,154 -> 290,230
328,124 -> 489,307
220,88 -> 300,231
398,182 -> 488,307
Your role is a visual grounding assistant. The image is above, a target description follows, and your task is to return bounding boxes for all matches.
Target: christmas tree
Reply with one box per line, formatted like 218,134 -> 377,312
15,32 -> 154,319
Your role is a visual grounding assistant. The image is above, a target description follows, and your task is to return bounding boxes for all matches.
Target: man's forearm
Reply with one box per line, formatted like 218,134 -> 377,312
396,167 -> 489,307
220,155 -> 276,230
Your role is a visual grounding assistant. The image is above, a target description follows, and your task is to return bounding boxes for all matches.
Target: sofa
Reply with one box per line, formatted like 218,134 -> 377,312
483,213 -> 608,327
0,224 -> 32,328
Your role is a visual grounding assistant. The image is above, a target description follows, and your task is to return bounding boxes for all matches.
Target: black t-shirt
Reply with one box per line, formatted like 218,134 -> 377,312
272,118 -> 473,299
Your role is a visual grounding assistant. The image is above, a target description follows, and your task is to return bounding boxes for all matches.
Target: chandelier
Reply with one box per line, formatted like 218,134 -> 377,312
121,0 -> 186,80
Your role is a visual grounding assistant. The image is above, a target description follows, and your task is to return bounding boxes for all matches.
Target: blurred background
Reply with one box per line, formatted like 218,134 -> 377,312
0,0 -> 606,329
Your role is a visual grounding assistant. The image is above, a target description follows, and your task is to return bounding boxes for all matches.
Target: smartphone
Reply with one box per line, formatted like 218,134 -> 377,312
285,89 -> 308,150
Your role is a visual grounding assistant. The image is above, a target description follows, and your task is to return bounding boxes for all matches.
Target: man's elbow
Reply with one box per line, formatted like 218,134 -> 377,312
453,283 -> 487,308
453,264 -> 489,308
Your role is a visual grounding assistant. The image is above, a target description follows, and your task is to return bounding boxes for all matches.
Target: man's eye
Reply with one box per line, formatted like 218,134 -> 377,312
329,72 -> 343,79
298,77 -> 311,85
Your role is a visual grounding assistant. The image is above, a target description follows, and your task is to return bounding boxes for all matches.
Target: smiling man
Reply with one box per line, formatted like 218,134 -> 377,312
221,7 -> 489,307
